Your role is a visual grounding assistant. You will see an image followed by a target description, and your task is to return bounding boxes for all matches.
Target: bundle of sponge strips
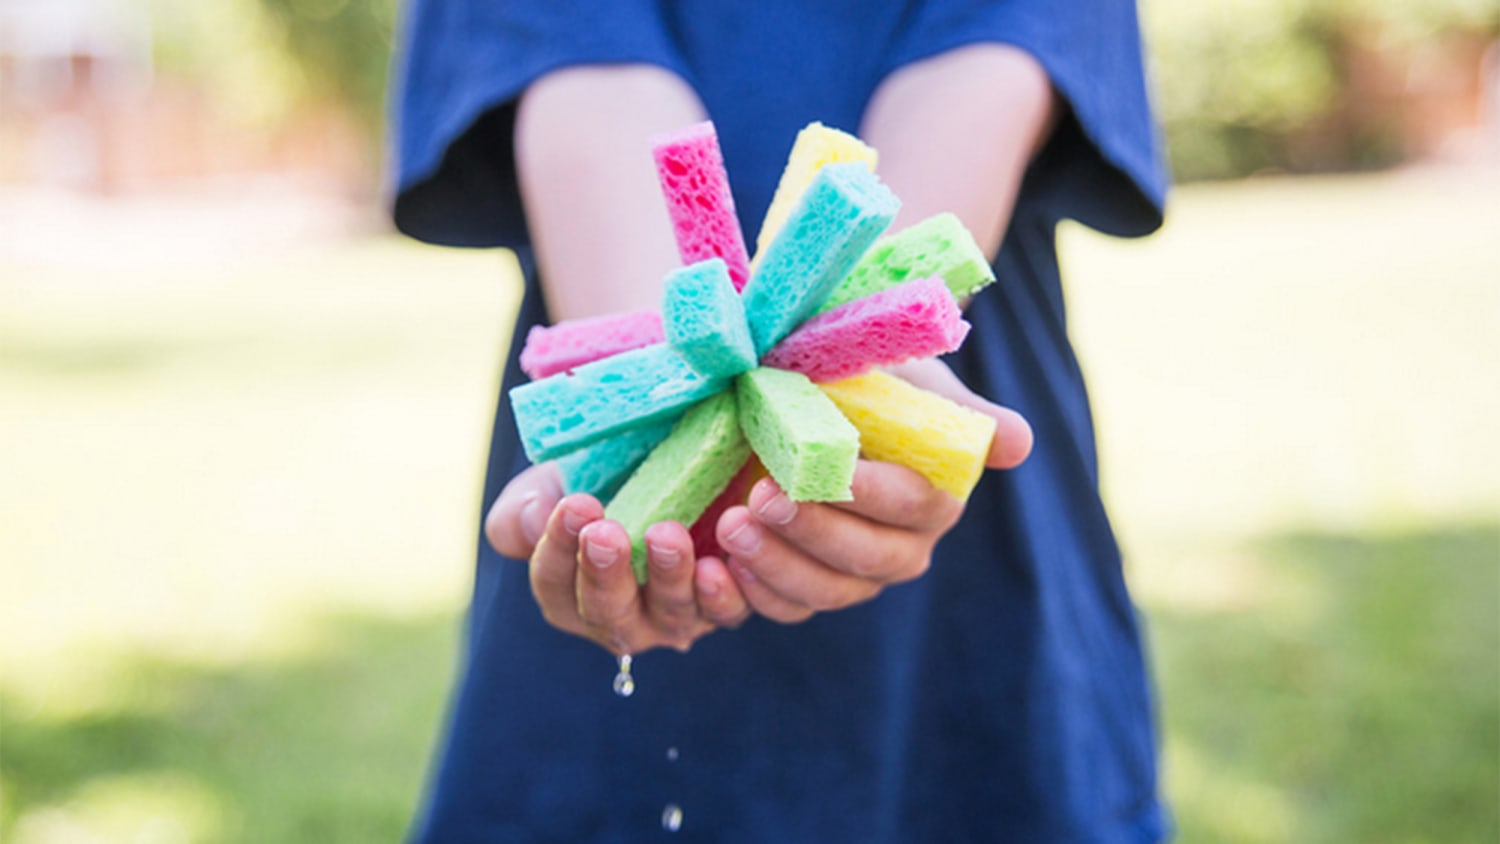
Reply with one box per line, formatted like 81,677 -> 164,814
510,121 -> 1000,582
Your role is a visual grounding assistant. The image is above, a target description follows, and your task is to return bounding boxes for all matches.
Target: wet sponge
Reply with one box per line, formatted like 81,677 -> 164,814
818,370 -> 995,500
510,344 -> 725,463
752,122 -> 878,270
762,277 -> 970,383
735,367 -> 859,502
819,213 -> 994,314
605,392 -> 750,583
661,258 -> 756,378
556,417 -> 677,503
742,162 -> 899,356
519,310 -> 664,380
653,122 -> 751,292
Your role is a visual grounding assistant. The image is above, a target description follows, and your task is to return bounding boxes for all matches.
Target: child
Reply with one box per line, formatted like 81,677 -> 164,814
392,1 -> 1169,840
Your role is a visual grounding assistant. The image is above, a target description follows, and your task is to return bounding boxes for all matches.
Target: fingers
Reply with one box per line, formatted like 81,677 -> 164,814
827,462 -> 963,533
574,519 -> 644,653
642,521 -> 702,648
486,462 -> 565,558
528,494 -> 603,633
693,557 -> 753,628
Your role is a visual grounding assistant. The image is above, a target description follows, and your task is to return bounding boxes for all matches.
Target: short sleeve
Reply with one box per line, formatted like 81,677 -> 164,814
389,0 -> 690,247
883,0 -> 1168,237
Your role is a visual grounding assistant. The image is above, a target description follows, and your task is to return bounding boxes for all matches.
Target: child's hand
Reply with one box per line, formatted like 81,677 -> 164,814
485,464 -> 751,655
710,359 -> 1033,622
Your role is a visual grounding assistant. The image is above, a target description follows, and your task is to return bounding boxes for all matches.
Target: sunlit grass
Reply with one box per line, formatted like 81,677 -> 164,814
2,170 -> 1497,841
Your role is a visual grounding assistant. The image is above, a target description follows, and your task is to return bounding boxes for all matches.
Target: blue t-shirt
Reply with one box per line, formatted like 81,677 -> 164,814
391,2 -> 1170,841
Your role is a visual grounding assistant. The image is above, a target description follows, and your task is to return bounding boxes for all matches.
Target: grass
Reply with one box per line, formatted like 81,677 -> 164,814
2,170 -> 1497,842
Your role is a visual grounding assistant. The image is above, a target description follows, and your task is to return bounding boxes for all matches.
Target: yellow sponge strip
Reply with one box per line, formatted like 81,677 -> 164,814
818,371 -> 996,500
751,123 -> 878,271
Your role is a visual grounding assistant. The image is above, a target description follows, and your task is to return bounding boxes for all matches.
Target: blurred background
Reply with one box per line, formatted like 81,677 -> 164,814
1,0 -> 1496,841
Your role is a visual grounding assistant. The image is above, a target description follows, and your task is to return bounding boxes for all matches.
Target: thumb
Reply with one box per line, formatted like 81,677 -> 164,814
485,462 -> 567,559
886,360 -> 1034,470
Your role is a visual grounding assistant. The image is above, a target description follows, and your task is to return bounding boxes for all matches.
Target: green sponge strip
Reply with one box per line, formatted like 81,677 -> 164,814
735,367 -> 858,502
605,392 -> 750,583
818,212 -> 994,313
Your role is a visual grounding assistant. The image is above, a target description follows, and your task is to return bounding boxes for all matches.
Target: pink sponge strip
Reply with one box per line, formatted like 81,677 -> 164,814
652,122 -> 751,292
761,277 -> 970,383
519,310 -> 664,380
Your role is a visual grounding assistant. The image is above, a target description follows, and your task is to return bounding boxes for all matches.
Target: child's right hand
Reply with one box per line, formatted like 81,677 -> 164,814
485,463 -> 753,655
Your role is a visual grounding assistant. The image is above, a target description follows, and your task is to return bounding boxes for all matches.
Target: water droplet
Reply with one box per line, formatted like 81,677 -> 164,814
661,803 -> 683,832
666,747 -> 679,762
612,654 -> 635,698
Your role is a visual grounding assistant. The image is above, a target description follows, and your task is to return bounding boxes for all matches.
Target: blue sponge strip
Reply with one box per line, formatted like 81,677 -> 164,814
556,417 -> 678,502
741,163 -> 899,356
661,258 -> 756,378
510,344 -> 726,462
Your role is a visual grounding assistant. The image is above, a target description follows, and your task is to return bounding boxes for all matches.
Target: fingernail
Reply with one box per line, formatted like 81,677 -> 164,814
585,532 -> 619,569
755,491 -> 797,525
519,493 -> 546,545
723,521 -> 761,556
648,540 -> 680,570
561,505 -> 589,537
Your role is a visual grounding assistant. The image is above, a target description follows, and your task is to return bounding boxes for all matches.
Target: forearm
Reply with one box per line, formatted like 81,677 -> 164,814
860,44 -> 1059,259
515,65 -> 708,322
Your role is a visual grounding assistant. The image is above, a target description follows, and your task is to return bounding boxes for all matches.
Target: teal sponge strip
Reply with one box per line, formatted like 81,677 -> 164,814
661,258 -> 756,378
510,344 -> 725,463
735,367 -> 859,502
742,162 -> 899,356
556,417 -> 677,503
605,392 -> 750,583
818,212 -> 994,313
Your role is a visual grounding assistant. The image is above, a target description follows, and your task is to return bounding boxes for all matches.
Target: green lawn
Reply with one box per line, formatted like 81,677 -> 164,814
2,171 -> 1497,842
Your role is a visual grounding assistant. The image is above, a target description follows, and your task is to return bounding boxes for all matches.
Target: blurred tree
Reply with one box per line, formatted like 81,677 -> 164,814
1144,0 -> 1500,181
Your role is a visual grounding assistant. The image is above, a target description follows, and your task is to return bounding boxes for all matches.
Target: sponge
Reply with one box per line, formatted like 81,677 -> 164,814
653,122 -> 751,292
752,122 -> 878,271
762,276 -> 970,383
817,370 -> 995,500
818,213 -> 994,314
556,417 -> 677,503
742,163 -> 899,356
519,310 -> 664,379
605,392 -> 751,583
510,344 -> 725,463
661,258 -> 756,378
735,367 -> 859,502
688,456 -> 767,560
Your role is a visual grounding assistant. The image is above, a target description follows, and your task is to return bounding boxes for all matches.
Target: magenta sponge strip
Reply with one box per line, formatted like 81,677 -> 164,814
510,344 -> 726,463
653,122 -> 752,292
518,310 -> 664,380
605,392 -> 750,583
762,277 -> 970,383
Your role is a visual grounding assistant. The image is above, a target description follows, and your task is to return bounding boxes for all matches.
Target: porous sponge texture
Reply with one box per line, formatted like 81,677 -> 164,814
752,122 -> 878,270
518,310 -> 665,380
819,213 -> 994,314
557,417 -> 677,503
510,344 -> 725,463
742,163 -> 899,356
818,370 -> 995,500
762,276 -> 970,383
653,122 -> 751,292
605,392 -> 750,583
735,367 -> 858,502
661,258 -> 756,378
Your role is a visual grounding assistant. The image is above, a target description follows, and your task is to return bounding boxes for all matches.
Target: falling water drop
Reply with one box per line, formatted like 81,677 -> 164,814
612,654 -> 635,698
661,803 -> 684,832
665,747 -> 679,762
